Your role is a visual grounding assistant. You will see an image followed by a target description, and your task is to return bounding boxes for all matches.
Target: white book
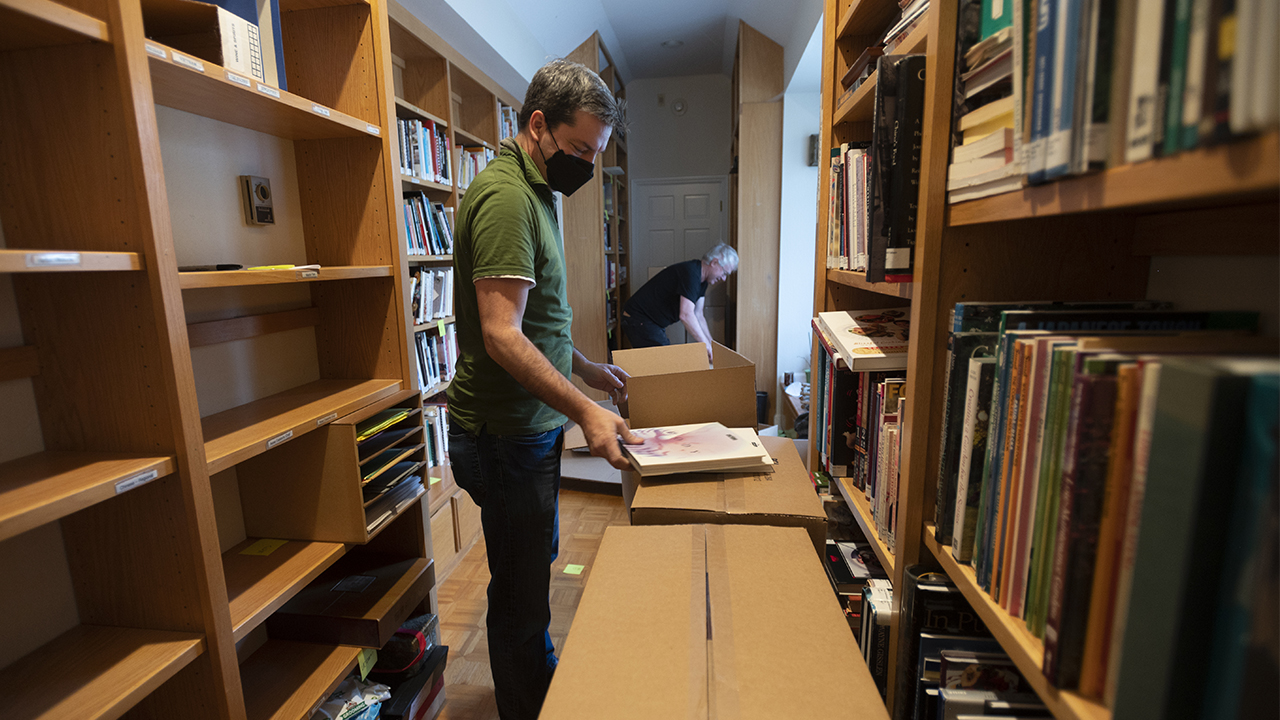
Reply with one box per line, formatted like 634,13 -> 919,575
1244,0 -> 1278,130
621,423 -> 774,477
947,172 -> 1027,202
1124,0 -> 1167,162
952,357 -> 994,559
1178,0 -> 1213,146
953,127 -> 1014,164
948,154 -> 1014,181
215,8 -> 265,83
816,308 -> 911,371
1229,0 -> 1257,133
946,160 -> 1023,190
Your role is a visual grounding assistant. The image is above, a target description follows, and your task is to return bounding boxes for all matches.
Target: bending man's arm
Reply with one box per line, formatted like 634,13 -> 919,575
679,295 -> 714,363
475,277 -> 639,468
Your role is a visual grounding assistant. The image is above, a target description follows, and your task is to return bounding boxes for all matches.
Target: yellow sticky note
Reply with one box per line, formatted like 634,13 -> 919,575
429,475 -> 442,485
240,538 -> 288,556
358,648 -> 377,681
563,564 -> 585,575
437,319 -> 446,334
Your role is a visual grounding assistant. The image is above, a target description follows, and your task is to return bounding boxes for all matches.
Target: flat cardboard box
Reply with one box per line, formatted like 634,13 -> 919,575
611,341 -> 756,430
620,436 -> 827,553
539,524 -> 888,720
265,552 -> 434,648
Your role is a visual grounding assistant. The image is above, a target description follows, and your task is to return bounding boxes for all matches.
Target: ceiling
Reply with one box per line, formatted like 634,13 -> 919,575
401,0 -> 824,99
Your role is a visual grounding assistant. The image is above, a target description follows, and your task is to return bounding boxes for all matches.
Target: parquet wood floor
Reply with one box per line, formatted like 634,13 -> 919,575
435,489 -> 630,720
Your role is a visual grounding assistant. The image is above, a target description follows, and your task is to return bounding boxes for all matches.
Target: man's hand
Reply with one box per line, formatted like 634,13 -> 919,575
580,404 -> 641,470
578,360 -> 630,406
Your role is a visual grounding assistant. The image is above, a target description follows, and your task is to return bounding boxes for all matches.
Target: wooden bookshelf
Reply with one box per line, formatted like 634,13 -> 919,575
240,640 -> 361,720
223,538 -> 346,642
394,97 -> 448,127
148,44 -> 379,140
0,249 -> 142,272
0,0 -> 109,50
924,526 -> 1111,720
408,254 -> 452,264
833,21 -> 930,126
177,266 -> 394,289
4,625 -> 204,720
835,476 -> 897,577
837,0 -> 902,42
949,132 -> 1280,225
401,174 -> 454,193
413,316 -> 455,333
827,268 -> 915,298
0,452 -> 175,542
201,379 -> 402,474
453,125 -> 493,150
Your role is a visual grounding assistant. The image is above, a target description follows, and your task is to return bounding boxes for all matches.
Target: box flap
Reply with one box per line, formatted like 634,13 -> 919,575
540,525 -> 708,719
707,526 -> 887,720
613,342 -> 709,377
710,342 -> 753,369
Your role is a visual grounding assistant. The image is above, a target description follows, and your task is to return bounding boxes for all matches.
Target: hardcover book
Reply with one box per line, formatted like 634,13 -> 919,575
620,422 -> 773,477
816,308 -> 912,371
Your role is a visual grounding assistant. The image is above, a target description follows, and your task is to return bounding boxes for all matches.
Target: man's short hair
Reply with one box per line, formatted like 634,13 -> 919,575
703,243 -> 739,271
518,59 -> 626,135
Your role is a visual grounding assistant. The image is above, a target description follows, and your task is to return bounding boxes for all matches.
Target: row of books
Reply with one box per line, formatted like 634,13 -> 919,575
929,301 -> 1276,711
947,0 -> 1278,202
409,267 -> 454,325
824,54 -> 927,282
455,146 -> 495,190
423,404 -> 449,469
403,192 -> 454,257
415,326 -> 456,393
498,104 -> 517,141
397,117 -> 451,185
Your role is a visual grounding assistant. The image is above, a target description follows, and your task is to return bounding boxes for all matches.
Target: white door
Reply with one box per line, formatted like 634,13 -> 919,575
630,177 -> 729,345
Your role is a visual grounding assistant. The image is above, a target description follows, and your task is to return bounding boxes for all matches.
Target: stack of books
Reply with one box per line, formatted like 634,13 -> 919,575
947,24 -> 1022,202
620,423 -> 773,477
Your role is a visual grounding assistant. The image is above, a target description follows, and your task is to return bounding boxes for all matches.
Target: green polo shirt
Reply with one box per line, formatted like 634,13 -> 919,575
446,139 -> 573,435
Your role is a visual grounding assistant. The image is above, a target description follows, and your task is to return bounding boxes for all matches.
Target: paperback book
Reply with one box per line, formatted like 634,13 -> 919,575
621,422 -> 773,477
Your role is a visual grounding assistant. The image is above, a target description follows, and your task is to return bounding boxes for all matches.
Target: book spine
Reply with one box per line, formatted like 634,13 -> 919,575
1079,0 -> 1118,170
867,56 -> 899,283
954,359 -> 996,562
1162,0 -> 1196,154
1026,346 -> 1077,636
1124,0 -> 1168,161
1178,0 -> 1213,148
1201,0 -> 1236,143
1045,0 -> 1084,178
1007,341 -> 1055,618
1043,368 -> 1119,688
1027,0 -> 1058,182
829,367 -> 860,476
885,55 -> 927,283
994,340 -> 1033,605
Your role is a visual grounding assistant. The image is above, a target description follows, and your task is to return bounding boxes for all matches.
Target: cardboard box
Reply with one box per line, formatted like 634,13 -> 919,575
612,341 -> 756,429
265,552 -> 434,648
620,436 -> 827,553
539,524 -> 888,720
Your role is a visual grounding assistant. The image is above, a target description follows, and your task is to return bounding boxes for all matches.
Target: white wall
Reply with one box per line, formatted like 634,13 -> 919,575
775,89 -> 821,405
625,74 -> 732,180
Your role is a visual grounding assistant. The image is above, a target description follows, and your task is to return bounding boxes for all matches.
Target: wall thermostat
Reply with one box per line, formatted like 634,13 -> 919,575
239,175 -> 274,225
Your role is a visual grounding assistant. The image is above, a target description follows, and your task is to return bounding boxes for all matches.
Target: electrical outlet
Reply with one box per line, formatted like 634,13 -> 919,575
239,175 -> 275,225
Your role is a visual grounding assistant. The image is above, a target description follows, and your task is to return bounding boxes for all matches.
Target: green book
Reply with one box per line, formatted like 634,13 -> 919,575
981,0 -> 1014,39
1162,0 -> 1196,155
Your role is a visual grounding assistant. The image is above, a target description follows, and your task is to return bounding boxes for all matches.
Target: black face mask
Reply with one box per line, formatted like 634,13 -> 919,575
537,128 -> 594,196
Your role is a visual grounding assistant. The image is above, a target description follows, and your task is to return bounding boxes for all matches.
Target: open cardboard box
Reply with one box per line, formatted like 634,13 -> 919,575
611,341 -> 757,430
620,436 -> 826,554
539,524 -> 887,720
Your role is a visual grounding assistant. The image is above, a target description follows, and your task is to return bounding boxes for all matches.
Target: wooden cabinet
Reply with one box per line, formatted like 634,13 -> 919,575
811,0 -> 1278,718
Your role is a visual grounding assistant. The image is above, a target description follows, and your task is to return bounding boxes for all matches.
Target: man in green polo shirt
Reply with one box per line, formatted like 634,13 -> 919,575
446,58 -> 638,720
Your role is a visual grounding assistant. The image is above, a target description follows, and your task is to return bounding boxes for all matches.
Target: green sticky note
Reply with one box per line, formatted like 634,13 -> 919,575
429,475 -> 442,486
358,648 -> 377,681
563,564 -> 585,575
239,538 -> 287,556
437,319 -> 445,334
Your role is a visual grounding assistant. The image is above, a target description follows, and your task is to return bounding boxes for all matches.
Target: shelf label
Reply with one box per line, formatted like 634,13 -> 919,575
26,252 -> 81,267
317,412 -> 338,426
366,124 -> 381,135
311,104 -> 331,117
256,83 -> 281,99
225,71 -> 251,88
297,269 -> 318,279
144,43 -> 167,59
114,468 -> 160,495
266,430 -> 293,449
240,538 -> 288,556
172,53 -> 204,72
358,649 -> 377,681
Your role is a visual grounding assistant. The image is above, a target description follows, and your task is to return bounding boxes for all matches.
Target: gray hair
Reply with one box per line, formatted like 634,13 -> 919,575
518,59 -> 627,135
703,243 -> 739,271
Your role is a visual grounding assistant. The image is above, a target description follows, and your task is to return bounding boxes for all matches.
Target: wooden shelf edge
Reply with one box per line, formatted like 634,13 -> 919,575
408,254 -> 452,264
421,379 -> 450,397
922,524 -> 1111,720
827,268 -> 915,298
453,125 -> 495,151
0,0 -> 109,48
836,477 -> 897,577
394,97 -> 448,127
400,174 -> 453,193
948,132 -> 1280,226
240,640 -> 361,720
146,42 -> 379,140
0,452 -> 176,543
0,249 -> 143,273
2,624 -> 204,720
202,378 -> 403,475
224,538 -> 347,642
412,316 -> 456,333
835,68 -> 878,126
178,265 -> 393,289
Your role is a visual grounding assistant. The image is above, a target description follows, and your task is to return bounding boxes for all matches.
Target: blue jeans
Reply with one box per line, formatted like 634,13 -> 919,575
448,420 -> 562,720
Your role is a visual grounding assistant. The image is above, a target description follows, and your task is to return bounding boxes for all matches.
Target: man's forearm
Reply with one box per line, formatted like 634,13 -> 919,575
680,314 -> 712,346
484,326 -> 596,424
